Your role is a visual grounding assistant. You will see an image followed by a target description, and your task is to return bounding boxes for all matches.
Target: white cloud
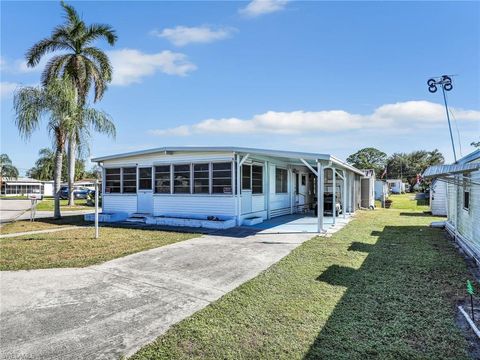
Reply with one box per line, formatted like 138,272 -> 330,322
0,82 -> 19,99
108,49 -> 197,85
239,0 -> 289,17
149,100 -> 480,137
152,26 -> 236,47
1,54 -> 57,74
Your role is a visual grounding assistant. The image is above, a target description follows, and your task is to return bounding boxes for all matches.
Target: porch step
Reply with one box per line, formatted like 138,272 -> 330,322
125,213 -> 151,223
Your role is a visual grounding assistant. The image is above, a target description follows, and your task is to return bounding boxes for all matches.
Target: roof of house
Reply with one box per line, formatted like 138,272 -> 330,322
91,146 -> 365,175
4,177 -> 43,185
456,149 -> 480,165
423,149 -> 480,178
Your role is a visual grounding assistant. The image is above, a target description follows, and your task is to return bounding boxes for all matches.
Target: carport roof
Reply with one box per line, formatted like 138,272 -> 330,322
91,146 -> 365,175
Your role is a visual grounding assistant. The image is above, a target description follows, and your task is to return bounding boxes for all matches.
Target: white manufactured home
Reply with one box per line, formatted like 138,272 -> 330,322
424,150 -> 480,262
91,147 -> 367,232
429,179 -> 447,216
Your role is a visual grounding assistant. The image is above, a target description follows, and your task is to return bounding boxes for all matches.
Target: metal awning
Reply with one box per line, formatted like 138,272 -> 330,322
423,163 -> 480,178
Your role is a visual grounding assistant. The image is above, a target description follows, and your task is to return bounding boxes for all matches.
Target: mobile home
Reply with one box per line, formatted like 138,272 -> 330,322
424,150 -> 480,262
386,179 -> 405,194
91,147 -> 367,232
429,179 -> 447,216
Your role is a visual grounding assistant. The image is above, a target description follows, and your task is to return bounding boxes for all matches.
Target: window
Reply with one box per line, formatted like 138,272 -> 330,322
295,173 -> 299,194
275,167 -> 288,193
138,167 -> 152,190
252,165 -> 263,194
105,168 -> 121,193
301,174 -> 306,186
242,164 -> 251,190
194,163 -> 210,194
155,165 -> 171,193
122,167 -> 137,193
174,164 -> 191,193
464,190 -> 470,210
212,162 -> 232,194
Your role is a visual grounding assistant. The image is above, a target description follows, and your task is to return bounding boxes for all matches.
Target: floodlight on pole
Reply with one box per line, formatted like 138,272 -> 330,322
427,75 -> 457,162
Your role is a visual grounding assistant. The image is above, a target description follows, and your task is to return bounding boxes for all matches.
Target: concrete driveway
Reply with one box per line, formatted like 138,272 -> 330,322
0,199 -> 32,223
0,229 -> 318,359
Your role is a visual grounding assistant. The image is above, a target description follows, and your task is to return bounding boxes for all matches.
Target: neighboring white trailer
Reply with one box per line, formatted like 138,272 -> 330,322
430,179 -> 447,216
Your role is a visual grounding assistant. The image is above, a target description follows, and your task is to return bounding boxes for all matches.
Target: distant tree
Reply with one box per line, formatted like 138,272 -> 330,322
27,148 -> 86,181
83,165 -> 101,180
346,147 -> 387,177
0,154 -> 19,194
471,141 -> 480,148
386,149 -> 444,191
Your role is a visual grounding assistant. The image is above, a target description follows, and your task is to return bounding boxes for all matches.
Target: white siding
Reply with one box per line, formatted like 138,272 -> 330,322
456,169 -> 479,246
102,151 -> 233,167
153,195 -> 235,217
103,194 -> 137,214
252,195 -> 265,213
430,180 -> 447,216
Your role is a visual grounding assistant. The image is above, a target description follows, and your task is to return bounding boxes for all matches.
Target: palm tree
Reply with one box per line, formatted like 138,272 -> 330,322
0,154 -> 19,195
14,77 -> 115,218
25,1 -> 117,205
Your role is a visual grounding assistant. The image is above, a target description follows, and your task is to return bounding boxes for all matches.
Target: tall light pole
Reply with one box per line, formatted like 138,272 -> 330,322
427,75 -> 457,162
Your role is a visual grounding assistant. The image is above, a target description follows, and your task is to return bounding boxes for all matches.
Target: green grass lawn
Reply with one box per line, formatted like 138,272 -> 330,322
0,214 -> 88,235
131,194 -> 470,360
35,198 -> 92,211
0,223 -> 196,271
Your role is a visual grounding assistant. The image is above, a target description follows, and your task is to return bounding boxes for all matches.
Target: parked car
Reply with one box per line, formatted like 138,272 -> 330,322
314,194 -> 342,216
60,186 -> 90,200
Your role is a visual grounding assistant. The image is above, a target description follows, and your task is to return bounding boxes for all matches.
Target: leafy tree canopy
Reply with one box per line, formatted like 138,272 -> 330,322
26,147 -> 86,182
346,147 -> 387,177
0,154 -> 19,180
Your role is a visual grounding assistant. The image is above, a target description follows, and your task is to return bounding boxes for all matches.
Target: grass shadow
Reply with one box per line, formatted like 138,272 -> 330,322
304,225 -> 469,359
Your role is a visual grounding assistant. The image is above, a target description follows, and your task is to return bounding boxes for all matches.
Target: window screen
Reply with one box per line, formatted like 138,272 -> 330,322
464,190 -> 470,210
212,162 -> 232,194
105,168 -> 120,193
138,167 -> 152,190
155,165 -> 171,193
194,163 -> 210,194
252,165 -> 263,194
174,164 -> 191,193
242,164 -> 251,190
275,168 -> 288,193
122,167 -> 137,193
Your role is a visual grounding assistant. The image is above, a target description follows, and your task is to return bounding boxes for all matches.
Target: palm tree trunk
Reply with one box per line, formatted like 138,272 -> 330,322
67,136 -> 76,206
53,143 -> 64,219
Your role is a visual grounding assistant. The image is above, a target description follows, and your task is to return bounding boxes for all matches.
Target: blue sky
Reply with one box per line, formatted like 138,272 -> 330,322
1,0 -> 479,174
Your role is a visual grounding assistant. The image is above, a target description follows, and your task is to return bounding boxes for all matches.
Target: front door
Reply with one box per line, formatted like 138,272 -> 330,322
137,167 -> 153,214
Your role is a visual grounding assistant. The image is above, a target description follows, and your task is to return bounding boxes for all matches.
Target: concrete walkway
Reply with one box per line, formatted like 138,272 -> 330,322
0,199 -> 31,223
0,219 -> 350,359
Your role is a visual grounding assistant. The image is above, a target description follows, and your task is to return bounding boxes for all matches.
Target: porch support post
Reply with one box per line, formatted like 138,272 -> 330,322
236,153 -> 251,226
289,167 -> 294,214
265,160 -> 271,219
342,170 -> 347,219
352,175 -> 356,213
332,167 -> 336,225
234,154 -> 242,226
317,161 -> 324,233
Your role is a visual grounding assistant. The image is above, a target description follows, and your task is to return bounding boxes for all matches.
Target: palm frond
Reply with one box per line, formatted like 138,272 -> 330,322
25,39 -> 73,67
84,58 -> 106,102
82,23 -> 117,46
83,47 -> 112,81
13,86 -> 45,139
41,54 -> 71,88
61,1 -> 81,26
82,108 -> 116,139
